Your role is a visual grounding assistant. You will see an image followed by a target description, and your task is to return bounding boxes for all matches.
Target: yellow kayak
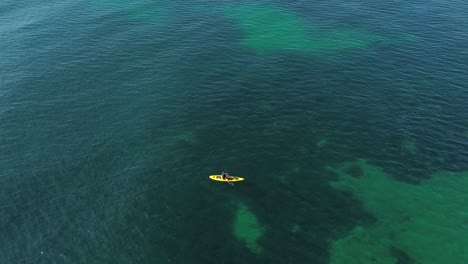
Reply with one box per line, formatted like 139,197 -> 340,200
209,175 -> 245,182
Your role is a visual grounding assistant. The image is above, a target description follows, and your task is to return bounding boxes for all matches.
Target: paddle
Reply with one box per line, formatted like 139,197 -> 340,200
226,177 -> 234,187
222,172 -> 234,187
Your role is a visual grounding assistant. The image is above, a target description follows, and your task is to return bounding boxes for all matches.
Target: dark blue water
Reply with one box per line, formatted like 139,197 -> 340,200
1,0 -> 467,263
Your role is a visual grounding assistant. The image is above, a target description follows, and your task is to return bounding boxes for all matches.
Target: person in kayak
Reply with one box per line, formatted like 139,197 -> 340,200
222,172 -> 234,187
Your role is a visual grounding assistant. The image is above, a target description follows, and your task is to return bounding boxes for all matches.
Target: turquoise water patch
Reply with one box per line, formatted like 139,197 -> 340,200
223,4 -> 386,54
233,202 -> 265,254
328,159 -> 468,263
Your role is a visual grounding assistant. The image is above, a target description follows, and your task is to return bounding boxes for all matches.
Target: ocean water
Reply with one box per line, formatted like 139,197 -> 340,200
1,0 -> 467,263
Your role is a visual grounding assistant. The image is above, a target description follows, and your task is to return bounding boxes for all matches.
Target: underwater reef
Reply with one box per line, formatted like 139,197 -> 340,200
223,4 -> 386,55
233,202 -> 265,254
327,159 -> 468,263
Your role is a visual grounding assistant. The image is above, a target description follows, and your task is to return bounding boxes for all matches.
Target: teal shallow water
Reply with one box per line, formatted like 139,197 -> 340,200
1,0 -> 467,263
